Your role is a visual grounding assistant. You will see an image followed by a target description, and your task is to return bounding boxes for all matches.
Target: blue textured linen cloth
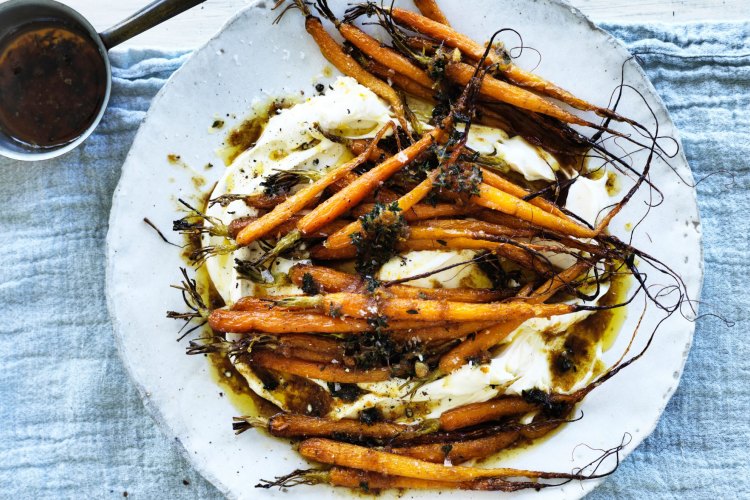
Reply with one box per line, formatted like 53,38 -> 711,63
0,23 -> 748,499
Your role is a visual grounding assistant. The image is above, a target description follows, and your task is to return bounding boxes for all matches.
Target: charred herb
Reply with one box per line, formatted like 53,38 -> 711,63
261,169 -> 321,196
434,162 -> 483,197
522,388 -> 569,418
301,272 -> 320,295
350,201 -> 408,279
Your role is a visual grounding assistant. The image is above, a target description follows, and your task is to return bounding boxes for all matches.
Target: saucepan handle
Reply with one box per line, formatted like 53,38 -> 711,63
99,0 -> 206,50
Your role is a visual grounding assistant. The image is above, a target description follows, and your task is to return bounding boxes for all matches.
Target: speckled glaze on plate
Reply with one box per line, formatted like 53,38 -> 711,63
105,1 -> 703,498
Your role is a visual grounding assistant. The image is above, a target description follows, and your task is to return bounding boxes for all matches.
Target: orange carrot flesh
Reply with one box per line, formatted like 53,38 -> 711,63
297,128 -> 445,235
479,167 -> 568,219
390,321 -> 499,343
445,62 -> 589,126
329,467 -> 472,491
390,430 -> 519,464
299,438 -> 578,481
306,292 -> 574,322
439,397 -> 538,431
390,8 -> 607,117
438,319 -> 528,373
475,183 -> 596,238
209,308 -> 447,334
252,351 -> 390,383
267,413 -> 424,440
413,0 -> 451,25
339,23 -> 434,88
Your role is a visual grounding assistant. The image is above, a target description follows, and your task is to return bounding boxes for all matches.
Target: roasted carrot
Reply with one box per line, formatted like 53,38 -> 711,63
390,321 -> 499,342
390,7 -> 618,119
297,127 -> 446,236
444,62 -> 589,126
259,412 -> 437,440
329,467 -> 473,490
299,438 -> 591,481
413,0 -> 451,25
410,218 -> 538,238
289,264 -> 511,302
228,216 -> 349,240
439,260 -> 593,372
401,237 -> 553,275
234,122 -> 392,245
278,292 -> 575,322
252,351 -> 391,383
209,308 -> 448,334
475,183 -> 596,238
391,430 -> 519,464
439,397 -> 537,431
275,334 -> 342,357
263,344 -> 339,364
479,167 -> 569,219
365,59 -> 436,102
336,23 -> 434,88
351,202 -> 475,221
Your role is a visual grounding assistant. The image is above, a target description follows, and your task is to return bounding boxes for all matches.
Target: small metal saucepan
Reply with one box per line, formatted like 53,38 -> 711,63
0,0 -> 205,161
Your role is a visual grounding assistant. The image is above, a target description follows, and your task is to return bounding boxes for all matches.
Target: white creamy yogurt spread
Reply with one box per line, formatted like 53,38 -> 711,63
565,174 -> 613,227
203,77 -> 618,422
463,122 -> 560,181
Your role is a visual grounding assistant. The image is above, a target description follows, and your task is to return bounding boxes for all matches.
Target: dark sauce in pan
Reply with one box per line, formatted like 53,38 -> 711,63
0,22 -> 107,148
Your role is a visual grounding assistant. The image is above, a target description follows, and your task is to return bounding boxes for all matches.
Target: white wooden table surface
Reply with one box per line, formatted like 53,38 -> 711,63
55,0 -> 750,49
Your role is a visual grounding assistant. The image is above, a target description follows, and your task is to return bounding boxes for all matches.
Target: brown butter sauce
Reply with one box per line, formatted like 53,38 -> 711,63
0,22 -> 107,147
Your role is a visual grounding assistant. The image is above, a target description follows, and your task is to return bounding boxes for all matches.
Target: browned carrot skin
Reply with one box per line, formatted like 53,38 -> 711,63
389,321 -> 498,342
413,0 -> 451,25
410,218 -> 538,238
264,344 -> 339,364
389,7 -> 616,120
251,351 -> 391,383
266,413 -> 426,440
293,292 -> 575,322
298,438 -> 585,481
401,237 -> 553,275
439,397 -> 537,431
444,62 -> 590,126
329,467 -> 475,491
337,23 -> 435,88
365,59 -> 436,102
228,216 -> 349,240
210,308 -> 445,334
276,334 -> 342,357
390,429 -> 519,464
289,264 -> 512,302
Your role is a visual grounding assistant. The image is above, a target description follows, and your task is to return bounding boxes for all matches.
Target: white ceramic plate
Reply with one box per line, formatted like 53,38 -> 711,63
106,1 -> 702,498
